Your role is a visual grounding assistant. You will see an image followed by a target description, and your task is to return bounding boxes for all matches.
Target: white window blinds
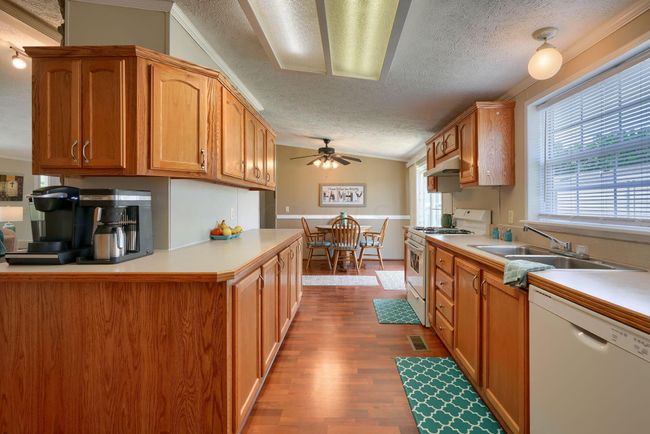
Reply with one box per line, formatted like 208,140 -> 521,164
539,54 -> 650,225
415,161 -> 442,227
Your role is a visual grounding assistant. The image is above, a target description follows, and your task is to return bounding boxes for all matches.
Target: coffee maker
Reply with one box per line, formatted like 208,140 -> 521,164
6,186 -> 93,264
77,189 -> 153,264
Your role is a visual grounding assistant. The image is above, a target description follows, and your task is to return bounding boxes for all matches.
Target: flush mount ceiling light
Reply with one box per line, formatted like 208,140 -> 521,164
9,45 -> 27,70
528,27 -> 563,80
239,0 -> 411,81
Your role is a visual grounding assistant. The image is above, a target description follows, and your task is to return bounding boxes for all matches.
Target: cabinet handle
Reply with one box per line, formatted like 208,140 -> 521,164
200,149 -> 207,172
70,140 -> 78,161
481,280 -> 487,299
472,274 -> 479,293
82,140 -> 90,163
438,280 -> 445,286
438,326 -> 443,331
266,172 -> 270,182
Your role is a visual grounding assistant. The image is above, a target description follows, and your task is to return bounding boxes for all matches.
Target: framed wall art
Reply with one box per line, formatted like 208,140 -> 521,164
0,174 -> 24,202
319,183 -> 366,207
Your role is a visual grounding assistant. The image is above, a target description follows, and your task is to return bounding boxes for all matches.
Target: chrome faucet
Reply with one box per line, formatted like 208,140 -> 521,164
523,224 -> 573,254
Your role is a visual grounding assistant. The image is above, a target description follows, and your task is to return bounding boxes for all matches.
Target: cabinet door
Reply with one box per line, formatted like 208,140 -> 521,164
233,270 -> 261,431
459,111 -> 477,184
264,132 -> 276,188
289,241 -> 300,316
150,63 -> 208,174
34,59 -> 82,169
454,257 -> 482,384
81,58 -> 126,169
278,248 -> 291,338
295,241 -> 303,303
221,88 -> 245,179
442,126 -> 458,155
244,111 -> 265,183
433,134 -> 445,160
426,142 -> 434,170
427,244 -> 436,327
261,257 -> 279,376
482,271 -> 528,434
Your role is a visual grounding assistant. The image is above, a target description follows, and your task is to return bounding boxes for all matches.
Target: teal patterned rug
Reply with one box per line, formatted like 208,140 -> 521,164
373,299 -> 420,324
395,357 -> 504,434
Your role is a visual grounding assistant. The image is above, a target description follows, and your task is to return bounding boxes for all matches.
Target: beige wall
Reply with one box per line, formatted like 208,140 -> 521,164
0,157 -> 34,243
444,10 -> 650,268
275,145 -> 408,259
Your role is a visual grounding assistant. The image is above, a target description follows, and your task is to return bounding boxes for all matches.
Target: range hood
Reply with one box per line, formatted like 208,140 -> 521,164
424,156 -> 460,177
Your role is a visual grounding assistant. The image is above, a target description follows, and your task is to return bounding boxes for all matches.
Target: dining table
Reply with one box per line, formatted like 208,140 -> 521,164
314,224 -> 373,270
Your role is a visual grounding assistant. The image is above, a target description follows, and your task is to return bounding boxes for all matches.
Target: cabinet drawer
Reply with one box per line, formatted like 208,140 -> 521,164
435,269 -> 454,299
435,310 -> 454,350
436,249 -> 454,275
435,290 -> 454,325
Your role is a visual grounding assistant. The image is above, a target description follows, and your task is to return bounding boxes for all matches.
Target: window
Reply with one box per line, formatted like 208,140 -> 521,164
415,161 -> 442,227
537,54 -> 650,226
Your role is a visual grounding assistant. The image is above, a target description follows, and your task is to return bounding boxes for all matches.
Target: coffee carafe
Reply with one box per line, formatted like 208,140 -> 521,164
78,189 -> 153,264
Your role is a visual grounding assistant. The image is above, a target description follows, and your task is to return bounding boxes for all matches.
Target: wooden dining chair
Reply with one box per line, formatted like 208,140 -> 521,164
301,217 -> 332,269
358,217 -> 389,269
330,216 -> 361,274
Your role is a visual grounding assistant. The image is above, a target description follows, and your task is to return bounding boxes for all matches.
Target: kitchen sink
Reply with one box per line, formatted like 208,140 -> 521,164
504,255 -> 617,270
471,245 -> 551,256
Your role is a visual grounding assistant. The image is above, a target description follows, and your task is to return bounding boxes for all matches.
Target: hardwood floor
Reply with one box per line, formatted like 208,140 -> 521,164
244,260 -> 449,434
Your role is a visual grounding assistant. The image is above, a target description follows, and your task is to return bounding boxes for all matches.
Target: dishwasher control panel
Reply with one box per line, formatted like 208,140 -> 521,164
611,327 -> 650,362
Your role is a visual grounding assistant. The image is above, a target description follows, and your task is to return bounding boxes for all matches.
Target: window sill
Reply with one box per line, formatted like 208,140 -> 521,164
521,219 -> 650,244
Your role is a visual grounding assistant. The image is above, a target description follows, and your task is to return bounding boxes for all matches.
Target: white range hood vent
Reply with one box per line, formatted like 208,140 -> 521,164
424,156 -> 460,177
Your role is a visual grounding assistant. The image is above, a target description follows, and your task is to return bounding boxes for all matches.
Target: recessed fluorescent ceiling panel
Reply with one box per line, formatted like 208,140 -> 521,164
244,0 -> 326,73
325,0 -> 400,80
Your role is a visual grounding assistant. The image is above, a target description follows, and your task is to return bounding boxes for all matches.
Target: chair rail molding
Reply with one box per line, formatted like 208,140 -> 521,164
277,214 -> 410,220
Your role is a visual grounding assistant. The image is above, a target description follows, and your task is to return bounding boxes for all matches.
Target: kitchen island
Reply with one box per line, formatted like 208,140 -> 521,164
0,229 -> 303,434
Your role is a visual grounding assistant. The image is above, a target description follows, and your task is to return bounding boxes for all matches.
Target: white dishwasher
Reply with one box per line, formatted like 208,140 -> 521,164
529,285 -> 650,434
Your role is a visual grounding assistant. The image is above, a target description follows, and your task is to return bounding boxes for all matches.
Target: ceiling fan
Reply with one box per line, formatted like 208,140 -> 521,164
289,139 -> 362,168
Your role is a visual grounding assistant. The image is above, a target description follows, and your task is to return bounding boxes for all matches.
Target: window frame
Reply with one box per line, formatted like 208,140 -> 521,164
415,160 -> 442,227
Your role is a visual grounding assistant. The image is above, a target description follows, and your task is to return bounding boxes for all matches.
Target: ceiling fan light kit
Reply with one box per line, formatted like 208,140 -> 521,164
290,138 -> 362,169
528,27 -> 563,80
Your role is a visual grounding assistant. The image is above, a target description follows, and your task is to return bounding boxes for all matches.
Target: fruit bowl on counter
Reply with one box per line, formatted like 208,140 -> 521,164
210,220 -> 243,240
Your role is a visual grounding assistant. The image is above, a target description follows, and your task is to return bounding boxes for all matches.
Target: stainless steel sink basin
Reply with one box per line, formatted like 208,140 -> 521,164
504,255 -> 617,270
471,245 -> 551,256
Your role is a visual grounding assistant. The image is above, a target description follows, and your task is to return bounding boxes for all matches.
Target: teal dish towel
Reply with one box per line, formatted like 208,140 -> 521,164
503,260 -> 554,288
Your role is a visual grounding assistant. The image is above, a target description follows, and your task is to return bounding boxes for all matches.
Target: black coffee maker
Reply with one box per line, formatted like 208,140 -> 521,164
6,186 -> 93,264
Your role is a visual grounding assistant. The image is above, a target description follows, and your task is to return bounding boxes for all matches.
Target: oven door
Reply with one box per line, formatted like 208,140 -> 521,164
405,239 -> 425,299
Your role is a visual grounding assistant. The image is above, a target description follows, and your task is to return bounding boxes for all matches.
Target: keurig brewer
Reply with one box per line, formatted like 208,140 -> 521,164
6,186 -> 93,264
77,189 -> 153,264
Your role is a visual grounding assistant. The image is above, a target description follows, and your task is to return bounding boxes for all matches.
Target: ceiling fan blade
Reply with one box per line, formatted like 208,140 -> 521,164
290,154 -> 321,160
307,157 -> 322,166
338,155 -> 362,162
331,156 -> 350,165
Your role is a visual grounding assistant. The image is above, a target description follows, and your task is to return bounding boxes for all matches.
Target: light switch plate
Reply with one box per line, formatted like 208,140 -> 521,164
230,207 -> 236,221
285,206 -> 290,213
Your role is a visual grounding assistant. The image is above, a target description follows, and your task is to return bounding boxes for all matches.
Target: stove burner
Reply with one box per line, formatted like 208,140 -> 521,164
411,226 -> 473,235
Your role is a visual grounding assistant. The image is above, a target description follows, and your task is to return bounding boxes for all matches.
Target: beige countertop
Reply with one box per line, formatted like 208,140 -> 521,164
424,233 -> 650,333
0,229 -> 302,283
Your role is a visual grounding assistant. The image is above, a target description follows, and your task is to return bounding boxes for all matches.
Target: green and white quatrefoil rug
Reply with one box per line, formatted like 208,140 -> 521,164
395,357 -> 504,434
373,298 -> 420,324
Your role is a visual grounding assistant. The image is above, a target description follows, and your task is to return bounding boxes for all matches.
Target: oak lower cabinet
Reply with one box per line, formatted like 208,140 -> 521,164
482,271 -> 528,434
233,269 -> 262,432
453,257 -> 482,385
426,244 -> 436,326
150,63 -> 211,175
261,256 -> 280,376
278,246 -> 291,338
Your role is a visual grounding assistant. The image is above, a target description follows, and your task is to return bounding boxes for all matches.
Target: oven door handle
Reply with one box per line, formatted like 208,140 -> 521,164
405,240 -> 424,255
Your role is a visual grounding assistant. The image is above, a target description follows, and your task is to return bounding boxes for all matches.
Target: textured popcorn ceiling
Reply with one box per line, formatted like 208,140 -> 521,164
6,0 -> 63,28
175,0 -> 637,160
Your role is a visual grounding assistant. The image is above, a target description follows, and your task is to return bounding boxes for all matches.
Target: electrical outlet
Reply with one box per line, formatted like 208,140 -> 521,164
508,210 -> 514,224
285,206 -> 290,213
230,207 -> 236,221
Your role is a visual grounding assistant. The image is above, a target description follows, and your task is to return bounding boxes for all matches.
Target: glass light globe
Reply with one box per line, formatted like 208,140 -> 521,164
12,54 -> 27,70
528,43 -> 563,80
323,160 -> 332,169
313,159 -> 322,167
331,161 -> 339,169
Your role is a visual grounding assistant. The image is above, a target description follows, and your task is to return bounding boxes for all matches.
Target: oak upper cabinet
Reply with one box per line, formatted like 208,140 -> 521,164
454,257 -> 482,385
233,269 -> 262,431
458,110 -> 477,184
261,256 -> 280,376
244,110 -> 266,184
34,58 -> 126,172
221,87 -> 246,180
265,132 -> 276,188
150,63 -> 210,175
482,271 -> 528,434
278,247 -> 291,338
34,59 -> 82,170
426,140 -> 437,193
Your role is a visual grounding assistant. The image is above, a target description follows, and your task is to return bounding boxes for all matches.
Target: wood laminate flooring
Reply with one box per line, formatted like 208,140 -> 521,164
244,260 -> 449,434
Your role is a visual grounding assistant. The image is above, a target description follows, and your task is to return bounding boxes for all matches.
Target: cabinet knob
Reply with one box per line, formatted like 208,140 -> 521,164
437,303 -> 444,309
266,172 -> 270,182
82,140 -> 90,163
70,140 -> 78,161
